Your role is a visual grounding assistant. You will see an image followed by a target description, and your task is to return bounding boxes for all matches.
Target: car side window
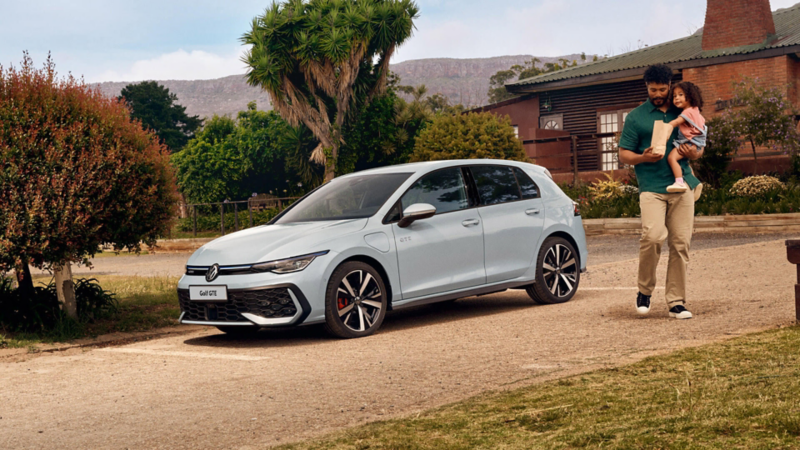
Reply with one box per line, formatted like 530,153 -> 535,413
400,168 -> 469,215
513,167 -> 540,199
471,165 -> 522,205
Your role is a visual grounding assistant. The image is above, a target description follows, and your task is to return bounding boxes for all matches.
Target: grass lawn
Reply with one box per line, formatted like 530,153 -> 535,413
0,275 -> 180,348
279,325 -> 800,449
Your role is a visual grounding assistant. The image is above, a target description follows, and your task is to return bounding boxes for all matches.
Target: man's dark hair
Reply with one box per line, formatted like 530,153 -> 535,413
673,81 -> 704,111
643,64 -> 673,85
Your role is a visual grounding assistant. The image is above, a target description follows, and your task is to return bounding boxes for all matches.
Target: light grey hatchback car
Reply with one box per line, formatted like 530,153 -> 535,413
178,160 -> 587,338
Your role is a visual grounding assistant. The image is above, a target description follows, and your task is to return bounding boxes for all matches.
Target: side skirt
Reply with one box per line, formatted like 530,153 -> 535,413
392,280 -> 533,310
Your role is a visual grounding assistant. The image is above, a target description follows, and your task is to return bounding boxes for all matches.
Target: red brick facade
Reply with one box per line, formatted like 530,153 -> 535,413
683,55 -> 800,119
702,0 -> 775,50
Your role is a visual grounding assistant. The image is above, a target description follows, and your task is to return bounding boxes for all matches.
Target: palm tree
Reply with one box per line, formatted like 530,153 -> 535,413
242,0 -> 419,181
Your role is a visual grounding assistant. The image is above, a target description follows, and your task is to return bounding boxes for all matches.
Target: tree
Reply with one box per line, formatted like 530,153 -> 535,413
119,81 -> 202,152
487,57 -> 580,104
172,102 -> 321,204
410,112 -> 528,162
0,54 -> 178,316
338,86 -> 432,173
727,78 -> 800,173
241,0 -> 420,181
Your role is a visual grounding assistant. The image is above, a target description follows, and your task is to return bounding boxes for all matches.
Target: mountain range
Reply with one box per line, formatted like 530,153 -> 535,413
93,54 -> 590,119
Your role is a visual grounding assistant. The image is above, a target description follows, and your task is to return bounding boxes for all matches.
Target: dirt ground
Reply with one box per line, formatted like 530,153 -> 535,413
4,234 -> 798,449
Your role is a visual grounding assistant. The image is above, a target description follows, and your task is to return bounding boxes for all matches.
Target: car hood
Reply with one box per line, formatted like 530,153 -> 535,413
187,219 -> 368,266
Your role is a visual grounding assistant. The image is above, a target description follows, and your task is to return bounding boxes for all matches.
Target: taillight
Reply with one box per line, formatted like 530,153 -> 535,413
573,201 -> 581,216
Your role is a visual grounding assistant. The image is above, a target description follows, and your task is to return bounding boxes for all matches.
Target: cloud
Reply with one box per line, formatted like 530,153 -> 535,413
90,48 -> 248,83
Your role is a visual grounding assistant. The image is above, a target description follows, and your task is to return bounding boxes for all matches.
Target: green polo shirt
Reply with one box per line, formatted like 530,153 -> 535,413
618,99 -> 700,194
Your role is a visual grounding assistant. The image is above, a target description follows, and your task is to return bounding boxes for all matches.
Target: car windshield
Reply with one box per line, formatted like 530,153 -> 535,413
274,173 -> 412,224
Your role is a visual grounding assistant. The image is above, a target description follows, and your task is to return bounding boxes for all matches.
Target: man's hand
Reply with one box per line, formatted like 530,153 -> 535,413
677,143 -> 703,160
640,147 -> 664,163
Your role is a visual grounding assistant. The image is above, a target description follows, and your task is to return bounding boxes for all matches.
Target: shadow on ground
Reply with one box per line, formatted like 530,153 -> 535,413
182,291 -> 538,348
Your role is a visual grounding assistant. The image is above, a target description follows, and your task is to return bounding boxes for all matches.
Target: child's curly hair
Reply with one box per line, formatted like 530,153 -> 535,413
673,81 -> 704,111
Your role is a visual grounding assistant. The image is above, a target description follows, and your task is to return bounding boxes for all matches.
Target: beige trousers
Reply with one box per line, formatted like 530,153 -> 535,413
638,189 -> 695,307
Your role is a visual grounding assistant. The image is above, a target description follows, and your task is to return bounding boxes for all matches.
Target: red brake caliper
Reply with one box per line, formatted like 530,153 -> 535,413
338,297 -> 349,310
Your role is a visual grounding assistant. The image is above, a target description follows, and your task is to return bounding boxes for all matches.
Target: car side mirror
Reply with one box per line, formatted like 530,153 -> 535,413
398,203 -> 436,228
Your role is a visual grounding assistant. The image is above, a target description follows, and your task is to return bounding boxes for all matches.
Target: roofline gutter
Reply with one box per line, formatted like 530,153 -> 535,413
507,44 -> 800,94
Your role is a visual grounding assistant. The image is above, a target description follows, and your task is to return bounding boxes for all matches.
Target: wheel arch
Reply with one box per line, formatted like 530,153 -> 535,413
543,231 -> 581,267
339,255 -> 395,310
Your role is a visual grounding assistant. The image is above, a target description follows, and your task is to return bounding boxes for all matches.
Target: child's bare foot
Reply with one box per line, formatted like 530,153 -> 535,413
667,180 -> 688,193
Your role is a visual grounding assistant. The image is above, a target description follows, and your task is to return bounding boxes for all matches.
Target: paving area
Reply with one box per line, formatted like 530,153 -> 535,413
5,233 -> 799,449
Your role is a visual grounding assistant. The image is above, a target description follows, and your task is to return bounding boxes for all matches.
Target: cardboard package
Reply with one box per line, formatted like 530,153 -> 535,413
650,121 -> 673,156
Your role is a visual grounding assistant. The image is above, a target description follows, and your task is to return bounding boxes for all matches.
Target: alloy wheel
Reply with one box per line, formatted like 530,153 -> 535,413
336,269 -> 383,333
541,243 -> 578,298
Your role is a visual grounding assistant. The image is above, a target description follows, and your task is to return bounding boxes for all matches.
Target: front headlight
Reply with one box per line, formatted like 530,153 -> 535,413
251,251 -> 329,274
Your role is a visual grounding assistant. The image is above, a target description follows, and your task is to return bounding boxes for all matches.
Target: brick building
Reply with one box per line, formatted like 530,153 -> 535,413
475,0 -> 800,183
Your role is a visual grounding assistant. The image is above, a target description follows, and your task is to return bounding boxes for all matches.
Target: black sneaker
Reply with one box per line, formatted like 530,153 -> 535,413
636,292 -> 651,315
669,304 -> 693,319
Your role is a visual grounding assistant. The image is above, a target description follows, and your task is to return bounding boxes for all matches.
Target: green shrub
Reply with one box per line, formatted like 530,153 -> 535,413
0,277 -> 117,332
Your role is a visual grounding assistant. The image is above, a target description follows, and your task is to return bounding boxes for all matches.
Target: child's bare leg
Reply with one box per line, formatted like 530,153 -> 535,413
668,149 -> 684,179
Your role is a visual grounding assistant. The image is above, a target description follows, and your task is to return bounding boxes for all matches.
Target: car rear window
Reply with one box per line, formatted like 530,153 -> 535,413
513,167 -> 540,199
471,166 -> 522,205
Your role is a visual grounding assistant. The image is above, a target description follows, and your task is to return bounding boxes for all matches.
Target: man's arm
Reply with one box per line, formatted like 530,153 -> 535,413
619,147 -> 664,166
677,143 -> 703,160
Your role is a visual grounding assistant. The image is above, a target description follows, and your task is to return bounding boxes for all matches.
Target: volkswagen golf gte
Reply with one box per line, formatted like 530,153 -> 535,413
177,160 -> 588,338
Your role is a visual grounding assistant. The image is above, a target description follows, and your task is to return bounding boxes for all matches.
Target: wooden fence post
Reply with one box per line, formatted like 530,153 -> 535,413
248,202 -> 253,228
785,240 -> 800,321
220,204 -> 225,236
571,135 -> 579,186
234,203 -> 239,232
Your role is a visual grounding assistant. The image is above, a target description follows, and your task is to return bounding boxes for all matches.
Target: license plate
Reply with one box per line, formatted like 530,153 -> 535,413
189,285 -> 228,302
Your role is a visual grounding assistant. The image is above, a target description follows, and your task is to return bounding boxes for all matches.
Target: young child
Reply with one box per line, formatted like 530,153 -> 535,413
665,81 -> 706,193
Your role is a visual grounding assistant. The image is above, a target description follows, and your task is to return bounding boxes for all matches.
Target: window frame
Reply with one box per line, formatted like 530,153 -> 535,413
466,164 -> 541,207
382,166 -> 479,224
596,108 -> 634,171
382,164 -> 543,224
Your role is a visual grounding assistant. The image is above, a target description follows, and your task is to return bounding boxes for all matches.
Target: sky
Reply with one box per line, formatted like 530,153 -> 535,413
2,0 -> 799,83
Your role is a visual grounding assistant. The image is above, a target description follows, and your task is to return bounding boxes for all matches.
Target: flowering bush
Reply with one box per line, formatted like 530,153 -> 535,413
729,175 -> 785,197
618,184 -> 639,196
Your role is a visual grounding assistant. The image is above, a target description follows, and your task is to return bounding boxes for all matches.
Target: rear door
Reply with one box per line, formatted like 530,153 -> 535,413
391,167 -> 486,299
469,165 -> 544,283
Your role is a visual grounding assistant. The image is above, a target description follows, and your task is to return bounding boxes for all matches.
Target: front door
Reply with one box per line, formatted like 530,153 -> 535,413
392,167 -> 486,299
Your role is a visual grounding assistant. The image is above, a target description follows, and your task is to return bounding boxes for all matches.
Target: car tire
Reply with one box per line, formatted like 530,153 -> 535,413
216,326 -> 260,336
525,236 -> 580,304
324,261 -> 388,339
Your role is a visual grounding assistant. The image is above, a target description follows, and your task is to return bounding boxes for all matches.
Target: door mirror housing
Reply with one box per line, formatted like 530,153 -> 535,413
398,203 -> 436,228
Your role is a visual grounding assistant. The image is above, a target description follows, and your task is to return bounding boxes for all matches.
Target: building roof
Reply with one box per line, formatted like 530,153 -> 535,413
507,2 -> 800,93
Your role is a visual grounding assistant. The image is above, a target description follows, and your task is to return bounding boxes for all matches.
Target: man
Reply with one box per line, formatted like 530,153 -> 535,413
618,63 -> 702,320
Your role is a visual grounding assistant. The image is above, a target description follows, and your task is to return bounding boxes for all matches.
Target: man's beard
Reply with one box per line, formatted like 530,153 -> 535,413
650,95 -> 668,106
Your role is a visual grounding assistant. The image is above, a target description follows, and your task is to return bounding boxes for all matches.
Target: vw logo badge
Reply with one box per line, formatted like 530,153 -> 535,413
206,264 -> 220,282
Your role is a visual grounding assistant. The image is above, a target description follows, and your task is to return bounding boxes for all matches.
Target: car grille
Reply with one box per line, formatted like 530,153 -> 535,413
178,288 -> 298,323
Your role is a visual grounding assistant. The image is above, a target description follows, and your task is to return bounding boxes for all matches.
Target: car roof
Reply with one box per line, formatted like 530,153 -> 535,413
339,159 -> 546,178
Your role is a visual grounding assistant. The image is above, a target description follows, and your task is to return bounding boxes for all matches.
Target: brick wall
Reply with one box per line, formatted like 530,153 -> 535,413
682,55 -> 799,119
702,0 -> 775,50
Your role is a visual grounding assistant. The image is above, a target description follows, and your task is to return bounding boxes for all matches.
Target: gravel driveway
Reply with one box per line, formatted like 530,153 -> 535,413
4,234 -> 798,449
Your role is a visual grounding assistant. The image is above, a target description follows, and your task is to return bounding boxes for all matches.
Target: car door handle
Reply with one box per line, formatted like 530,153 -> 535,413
461,219 -> 480,227
525,208 -> 540,215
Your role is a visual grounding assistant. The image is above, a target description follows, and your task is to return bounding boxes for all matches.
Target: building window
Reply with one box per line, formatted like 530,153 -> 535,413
539,114 -> 563,130
512,125 -> 519,138
597,109 -> 631,171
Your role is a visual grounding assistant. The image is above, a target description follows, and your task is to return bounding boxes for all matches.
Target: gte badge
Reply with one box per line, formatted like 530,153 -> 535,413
189,285 -> 228,302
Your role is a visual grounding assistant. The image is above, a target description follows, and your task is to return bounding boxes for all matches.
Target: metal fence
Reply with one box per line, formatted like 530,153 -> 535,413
187,196 -> 300,237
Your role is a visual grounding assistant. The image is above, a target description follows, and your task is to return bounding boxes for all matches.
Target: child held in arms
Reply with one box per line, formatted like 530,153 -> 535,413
666,81 -> 706,193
